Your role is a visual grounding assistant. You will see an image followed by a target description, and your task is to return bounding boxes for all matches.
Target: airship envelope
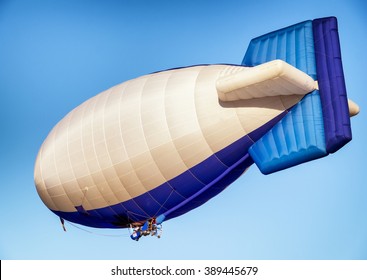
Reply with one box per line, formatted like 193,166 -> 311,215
34,17 -> 358,237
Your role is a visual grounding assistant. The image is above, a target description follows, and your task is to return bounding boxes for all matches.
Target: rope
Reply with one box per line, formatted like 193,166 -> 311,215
64,221 -> 130,238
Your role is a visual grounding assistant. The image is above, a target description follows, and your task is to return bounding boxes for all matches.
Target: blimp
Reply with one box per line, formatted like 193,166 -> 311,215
34,17 -> 359,240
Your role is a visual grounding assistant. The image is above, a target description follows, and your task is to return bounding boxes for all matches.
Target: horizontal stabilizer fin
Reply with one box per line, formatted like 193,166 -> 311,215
216,60 -> 316,102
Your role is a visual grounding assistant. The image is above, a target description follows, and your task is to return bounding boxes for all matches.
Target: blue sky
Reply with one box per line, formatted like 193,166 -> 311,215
1,0 -> 366,260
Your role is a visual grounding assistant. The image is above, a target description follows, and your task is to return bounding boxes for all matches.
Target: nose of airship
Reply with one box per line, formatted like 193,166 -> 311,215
348,99 -> 360,117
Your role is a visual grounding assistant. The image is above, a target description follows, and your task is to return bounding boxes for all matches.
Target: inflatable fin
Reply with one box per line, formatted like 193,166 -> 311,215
242,20 -> 316,78
216,60 -> 316,102
313,17 -> 352,153
246,17 -> 352,174
249,90 -> 327,174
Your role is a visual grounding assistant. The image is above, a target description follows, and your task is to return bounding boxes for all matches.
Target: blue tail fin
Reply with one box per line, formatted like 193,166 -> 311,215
246,17 -> 351,174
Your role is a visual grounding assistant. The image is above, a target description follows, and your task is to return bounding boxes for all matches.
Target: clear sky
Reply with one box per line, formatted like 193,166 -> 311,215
1,0 -> 366,260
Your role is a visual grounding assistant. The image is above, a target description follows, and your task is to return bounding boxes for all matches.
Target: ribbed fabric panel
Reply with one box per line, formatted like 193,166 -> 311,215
242,20 -> 317,79
249,91 -> 327,174
312,17 -> 352,153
